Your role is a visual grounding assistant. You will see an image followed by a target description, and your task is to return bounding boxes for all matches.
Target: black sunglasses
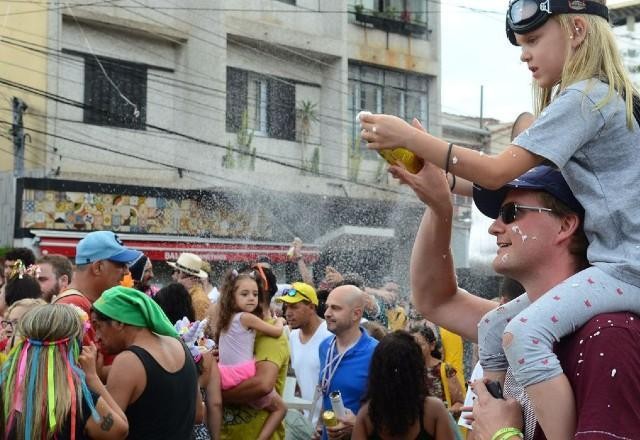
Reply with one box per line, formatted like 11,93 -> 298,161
285,288 -> 311,302
498,202 -> 554,224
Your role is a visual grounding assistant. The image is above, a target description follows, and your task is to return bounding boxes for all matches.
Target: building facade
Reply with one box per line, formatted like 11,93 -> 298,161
1,0 -> 444,285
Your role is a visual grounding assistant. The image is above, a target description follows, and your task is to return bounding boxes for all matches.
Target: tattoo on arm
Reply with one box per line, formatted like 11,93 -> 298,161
100,413 -> 114,431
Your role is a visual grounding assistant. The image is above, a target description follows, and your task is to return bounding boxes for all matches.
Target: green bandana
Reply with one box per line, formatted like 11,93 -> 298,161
93,286 -> 178,337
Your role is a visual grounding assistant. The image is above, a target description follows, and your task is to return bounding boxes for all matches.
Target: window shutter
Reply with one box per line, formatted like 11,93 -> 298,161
267,78 -> 295,141
226,67 -> 248,133
83,56 -> 147,129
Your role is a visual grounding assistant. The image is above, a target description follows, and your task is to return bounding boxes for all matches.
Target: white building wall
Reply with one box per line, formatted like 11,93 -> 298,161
43,0 -> 440,201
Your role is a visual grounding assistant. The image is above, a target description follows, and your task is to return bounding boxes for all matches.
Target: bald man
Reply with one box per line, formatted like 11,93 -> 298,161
316,285 -> 378,440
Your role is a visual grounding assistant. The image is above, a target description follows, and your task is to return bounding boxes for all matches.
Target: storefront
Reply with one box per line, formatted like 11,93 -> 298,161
13,177 -> 424,287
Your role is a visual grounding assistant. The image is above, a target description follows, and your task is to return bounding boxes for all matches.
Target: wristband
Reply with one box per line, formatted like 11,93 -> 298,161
490,427 -> 524,440
449,173 -> 456,191
444,142 -> 454,174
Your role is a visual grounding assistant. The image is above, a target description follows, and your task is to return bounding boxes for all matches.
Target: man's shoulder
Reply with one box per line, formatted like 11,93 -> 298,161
570,312 -> 640,340
359,330 -> 379,351
54,289 -> 91,312
255,328 -> 289,366
559,313 -> 640,438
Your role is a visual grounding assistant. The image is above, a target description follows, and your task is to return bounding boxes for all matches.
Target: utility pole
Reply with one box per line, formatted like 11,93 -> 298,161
11,97 -> 28,178
479,85 -> 484,128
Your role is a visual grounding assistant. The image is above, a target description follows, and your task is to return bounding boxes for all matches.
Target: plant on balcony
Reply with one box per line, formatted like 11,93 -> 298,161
222,110 -> 256,170
348,138 -> 363,182
297,99 -> 319,173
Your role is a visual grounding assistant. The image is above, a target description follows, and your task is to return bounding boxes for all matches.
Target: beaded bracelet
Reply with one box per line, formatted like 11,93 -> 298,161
490,427 -> 524,440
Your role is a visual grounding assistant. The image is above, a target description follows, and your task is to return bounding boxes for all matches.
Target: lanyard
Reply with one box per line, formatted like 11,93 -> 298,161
319,336 -> 353,395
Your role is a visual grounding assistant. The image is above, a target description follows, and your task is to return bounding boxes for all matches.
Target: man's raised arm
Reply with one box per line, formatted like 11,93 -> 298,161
391,162 -> 496,342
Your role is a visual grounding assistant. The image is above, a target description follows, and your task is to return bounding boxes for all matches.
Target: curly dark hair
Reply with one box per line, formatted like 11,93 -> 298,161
214,269 -> 266,342
154,282 -> 196,323
5,275 -> 42,307
364,331 -> 427,437
409,324 -> 443,360
4,248 -> 36,267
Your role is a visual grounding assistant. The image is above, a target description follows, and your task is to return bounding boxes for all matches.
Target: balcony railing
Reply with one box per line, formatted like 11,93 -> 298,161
352,8 -> 428,36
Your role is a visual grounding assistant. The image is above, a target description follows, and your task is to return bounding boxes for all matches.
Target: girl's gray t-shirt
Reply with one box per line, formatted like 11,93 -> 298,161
514,79 -> 640,287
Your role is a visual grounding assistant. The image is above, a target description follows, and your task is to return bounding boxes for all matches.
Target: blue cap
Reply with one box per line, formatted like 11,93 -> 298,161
473,165 -> 584,219
75,231 -> 142,265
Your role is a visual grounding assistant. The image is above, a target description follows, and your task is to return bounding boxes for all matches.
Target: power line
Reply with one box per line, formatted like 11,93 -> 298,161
0,0 -> 504,17
0,11 -> 505,134
0,76 -> 412,196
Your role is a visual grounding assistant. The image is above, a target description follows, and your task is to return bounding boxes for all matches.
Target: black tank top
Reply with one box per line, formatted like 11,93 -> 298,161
368,407 -> 434,440
124,342 -> 198,440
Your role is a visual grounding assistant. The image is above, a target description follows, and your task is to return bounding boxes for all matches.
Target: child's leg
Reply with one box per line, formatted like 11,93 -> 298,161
477,293 -> 531,384
503,266 -> 640,440
256,391 -> 287,440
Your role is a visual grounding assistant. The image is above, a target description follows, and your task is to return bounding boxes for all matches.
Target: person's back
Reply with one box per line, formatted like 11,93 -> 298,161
122,335 -> 198,439
91,286 -> 200,440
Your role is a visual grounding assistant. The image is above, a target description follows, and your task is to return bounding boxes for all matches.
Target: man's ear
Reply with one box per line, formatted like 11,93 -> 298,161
90,261 -> 102,276
556,213 -> 580,243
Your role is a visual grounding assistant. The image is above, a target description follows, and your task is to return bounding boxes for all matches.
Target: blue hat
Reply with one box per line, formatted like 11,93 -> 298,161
473,165 -> 584,219
75,231 -> 142,265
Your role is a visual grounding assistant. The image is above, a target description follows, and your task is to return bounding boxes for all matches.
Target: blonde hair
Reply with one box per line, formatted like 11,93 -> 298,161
534,4 -> 639,128
0,304 -> 96,439
6,297 -> 46,317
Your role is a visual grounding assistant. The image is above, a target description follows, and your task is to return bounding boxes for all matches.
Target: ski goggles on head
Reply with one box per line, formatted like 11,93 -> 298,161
506,0 -> 609,46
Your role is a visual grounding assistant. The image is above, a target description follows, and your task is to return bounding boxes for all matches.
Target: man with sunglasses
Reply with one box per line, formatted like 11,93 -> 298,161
277,283 -> 332,418
395,161 -> 640,439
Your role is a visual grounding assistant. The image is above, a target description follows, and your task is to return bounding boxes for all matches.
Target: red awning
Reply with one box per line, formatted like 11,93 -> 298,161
31,231 -> 319,263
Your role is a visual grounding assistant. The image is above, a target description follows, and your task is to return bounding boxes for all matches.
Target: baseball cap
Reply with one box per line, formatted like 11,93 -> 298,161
276,282 -> 318,306
75,231 -> 142,265
473,165 -> 584,219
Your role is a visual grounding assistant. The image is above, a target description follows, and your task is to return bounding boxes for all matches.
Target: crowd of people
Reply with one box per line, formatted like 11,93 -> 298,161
2,1 -> 640,439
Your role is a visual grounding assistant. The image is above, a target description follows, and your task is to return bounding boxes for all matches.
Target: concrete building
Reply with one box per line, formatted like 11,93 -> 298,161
441,112 -> 493,268
610,1 -> 640,87
1,0 -> 444,285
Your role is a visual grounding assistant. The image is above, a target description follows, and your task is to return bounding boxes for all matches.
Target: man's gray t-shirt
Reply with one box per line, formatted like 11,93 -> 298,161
514,79 -> 640,286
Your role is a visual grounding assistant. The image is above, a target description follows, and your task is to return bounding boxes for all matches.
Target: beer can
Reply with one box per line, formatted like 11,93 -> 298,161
378,148 -> 424,174
329,390 -> 346,419
322,410 -> 338,427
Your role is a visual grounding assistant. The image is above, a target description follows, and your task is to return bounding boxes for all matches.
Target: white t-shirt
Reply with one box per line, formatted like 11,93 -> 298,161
289,320 -> 332,402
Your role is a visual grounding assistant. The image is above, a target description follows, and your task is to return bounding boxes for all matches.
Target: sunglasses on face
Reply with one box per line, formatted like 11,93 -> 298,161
498,202 -> 554,224
284,288 -> 311,302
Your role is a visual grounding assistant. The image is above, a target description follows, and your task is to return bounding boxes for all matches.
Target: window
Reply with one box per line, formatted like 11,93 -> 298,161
349,63 -> 430,155
248,75 -> 268,134
83,55 -> 147,129
226,67 -> 296,141
350,0 -> 429,37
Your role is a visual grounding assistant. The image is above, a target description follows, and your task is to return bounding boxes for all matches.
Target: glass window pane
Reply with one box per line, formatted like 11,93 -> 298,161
383,87 -> 403,118
361,66 -> 383,85
384,70 -> 404,88
405,91 -> 426,122
407,74 -> 428,92
361,83 -> 382,113
408,0 -> 427,24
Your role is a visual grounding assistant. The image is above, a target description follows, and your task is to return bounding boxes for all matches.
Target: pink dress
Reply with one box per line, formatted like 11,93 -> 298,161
218,312 -> 276,409
218,313 -> 257,390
